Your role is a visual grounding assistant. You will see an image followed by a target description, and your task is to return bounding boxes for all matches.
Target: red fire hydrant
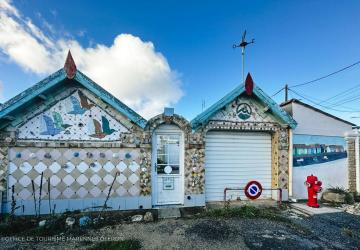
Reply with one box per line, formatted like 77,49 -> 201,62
305,175 -> 322,208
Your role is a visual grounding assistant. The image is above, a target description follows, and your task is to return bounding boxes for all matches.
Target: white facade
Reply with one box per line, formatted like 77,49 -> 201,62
282,100 -> 354,199
288,102 -> 353,136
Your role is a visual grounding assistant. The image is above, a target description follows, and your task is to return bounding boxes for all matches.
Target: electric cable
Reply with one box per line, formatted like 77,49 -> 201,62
289,88 -> 360,113
290,60 -> 360,88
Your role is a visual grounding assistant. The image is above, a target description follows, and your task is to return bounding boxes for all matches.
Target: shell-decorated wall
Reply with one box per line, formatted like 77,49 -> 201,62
18,90 -> 129,141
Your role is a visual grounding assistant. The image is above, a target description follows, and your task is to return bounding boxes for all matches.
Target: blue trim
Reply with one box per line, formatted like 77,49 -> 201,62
0,69 -> 66,118
191,83 -> 297,130
0,69 -> 147,129
254,85 -> 297,128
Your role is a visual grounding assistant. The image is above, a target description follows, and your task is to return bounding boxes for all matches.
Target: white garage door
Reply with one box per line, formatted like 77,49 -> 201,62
205,131 -> 272,201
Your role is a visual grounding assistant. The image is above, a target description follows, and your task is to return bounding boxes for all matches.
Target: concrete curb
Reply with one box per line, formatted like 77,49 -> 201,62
290,203 -> 342,216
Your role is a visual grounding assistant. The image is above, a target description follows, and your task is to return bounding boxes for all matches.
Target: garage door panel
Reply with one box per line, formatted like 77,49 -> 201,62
205,169 -> 271,174
206,143 -> 270,146
205,151 -> 271,155
206,134 -> 270,139
206,178 -> 272,183
207,191 -> 272,201
206,179 -> 272,184
205,131 -> 272,202
206,142 -> 270,146
206,151 -> 271,155
206,161 -> 271,165
207,171 -> 272,175
207,142 -> 271,146
204,179 -> 271,187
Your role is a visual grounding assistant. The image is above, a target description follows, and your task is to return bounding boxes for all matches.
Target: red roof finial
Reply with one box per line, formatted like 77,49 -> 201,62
64,50 -> 77,79
245,72 -> 254,96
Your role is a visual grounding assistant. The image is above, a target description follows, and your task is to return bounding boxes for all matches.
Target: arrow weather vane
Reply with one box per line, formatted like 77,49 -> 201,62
233,30 -> 255,84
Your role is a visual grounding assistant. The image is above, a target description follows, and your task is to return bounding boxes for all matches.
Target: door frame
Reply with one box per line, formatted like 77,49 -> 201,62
151,124 -> 184,206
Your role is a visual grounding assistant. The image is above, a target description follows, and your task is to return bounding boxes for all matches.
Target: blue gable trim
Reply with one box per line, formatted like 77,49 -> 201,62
0,69 -> 66,118
191,83 -> 297,130
0,69 -> 147,129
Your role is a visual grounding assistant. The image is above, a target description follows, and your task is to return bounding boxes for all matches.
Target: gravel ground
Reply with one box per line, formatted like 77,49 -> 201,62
1,210 -> 359,250
291,212 -> 360,249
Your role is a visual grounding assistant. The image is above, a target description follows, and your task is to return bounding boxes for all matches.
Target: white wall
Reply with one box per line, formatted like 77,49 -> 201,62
293,158 -> 348,199
289,102 -> 353,199
292,102 -> 353,136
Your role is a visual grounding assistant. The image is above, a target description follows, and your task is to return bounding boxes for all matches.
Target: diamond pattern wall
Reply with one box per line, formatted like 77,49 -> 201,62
8,147 -> 143,202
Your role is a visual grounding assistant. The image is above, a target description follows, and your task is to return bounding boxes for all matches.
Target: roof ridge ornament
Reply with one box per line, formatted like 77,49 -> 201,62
64,50 -> 77,79
245,72 -> 254,96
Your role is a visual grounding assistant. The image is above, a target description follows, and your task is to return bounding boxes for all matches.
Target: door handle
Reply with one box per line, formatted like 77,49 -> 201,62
154,163 -> 157,172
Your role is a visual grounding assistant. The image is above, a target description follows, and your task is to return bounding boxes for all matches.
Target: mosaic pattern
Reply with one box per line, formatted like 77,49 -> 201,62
8,147 -> 144,202
271,132 -> 279,188
277,127 -> 290,189
18,90 -> 128,140
211,95 -> 282,123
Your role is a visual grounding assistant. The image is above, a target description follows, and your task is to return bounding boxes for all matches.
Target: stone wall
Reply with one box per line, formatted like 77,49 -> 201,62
0,147 -> 8,192
0,131 -> 15,193
347,137 -> 357,192
271,132 -> 279,188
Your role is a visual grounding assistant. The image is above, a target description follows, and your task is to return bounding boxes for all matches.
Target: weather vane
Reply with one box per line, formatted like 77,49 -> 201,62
233,30 -> 255,84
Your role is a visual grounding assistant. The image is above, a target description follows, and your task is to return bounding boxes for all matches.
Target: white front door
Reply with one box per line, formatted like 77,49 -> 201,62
152,125 -> 183,205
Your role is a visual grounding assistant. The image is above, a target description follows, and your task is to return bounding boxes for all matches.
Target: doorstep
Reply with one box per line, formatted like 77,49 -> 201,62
290,203 -> 342,216
158,207 -> 181,219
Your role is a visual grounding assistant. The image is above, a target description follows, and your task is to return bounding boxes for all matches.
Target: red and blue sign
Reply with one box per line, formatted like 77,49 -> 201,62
244,180 -> 263,200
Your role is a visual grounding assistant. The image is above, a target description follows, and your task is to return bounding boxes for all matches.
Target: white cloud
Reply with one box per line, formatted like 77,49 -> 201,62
0,0 -> 19,17
0,0 -> 183,119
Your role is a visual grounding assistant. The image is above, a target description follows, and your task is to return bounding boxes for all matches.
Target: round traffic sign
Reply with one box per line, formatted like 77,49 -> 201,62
244,181 -> 263,200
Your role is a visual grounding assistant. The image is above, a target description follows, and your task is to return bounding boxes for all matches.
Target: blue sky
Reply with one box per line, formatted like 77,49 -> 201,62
1,1 -> 360,122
